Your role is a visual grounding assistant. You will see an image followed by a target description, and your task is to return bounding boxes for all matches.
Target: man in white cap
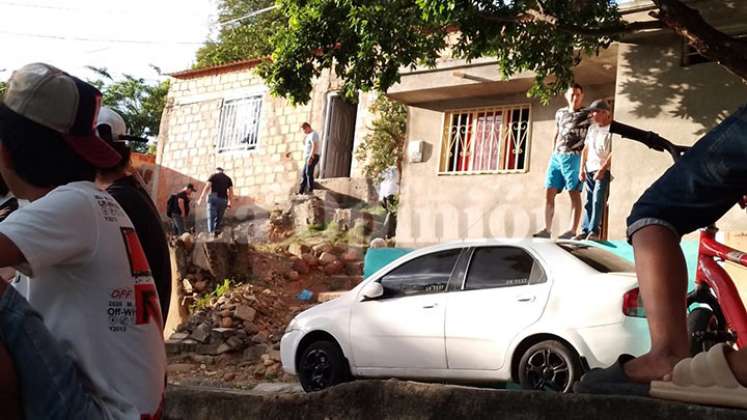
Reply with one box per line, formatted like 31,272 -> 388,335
0,63 -> 165,419
96,106 -> 172,323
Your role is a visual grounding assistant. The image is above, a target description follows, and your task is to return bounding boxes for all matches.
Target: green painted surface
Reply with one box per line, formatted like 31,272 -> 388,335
594,240 -> 699,290
363,248 -> 413,279
364,240 -> 700,287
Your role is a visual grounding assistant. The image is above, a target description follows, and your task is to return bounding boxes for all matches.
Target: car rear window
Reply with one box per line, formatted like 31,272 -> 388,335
557,243 -> 635,273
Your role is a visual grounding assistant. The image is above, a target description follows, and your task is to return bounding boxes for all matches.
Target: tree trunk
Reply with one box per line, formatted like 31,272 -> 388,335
653,0 -> 747,82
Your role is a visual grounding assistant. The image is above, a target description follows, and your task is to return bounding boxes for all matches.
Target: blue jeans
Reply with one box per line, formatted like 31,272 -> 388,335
171,214 -> 186,235
299,155 -> 319,194
581,170 -> 610,235
0,285 -> 107,419
627,104 -> 747,241
207,194 -> 228,234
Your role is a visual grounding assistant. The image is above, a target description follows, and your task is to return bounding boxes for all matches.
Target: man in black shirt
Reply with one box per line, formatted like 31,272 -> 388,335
197,167 -> 233,235
167,184 -> 196,235
96,107 -> 172,322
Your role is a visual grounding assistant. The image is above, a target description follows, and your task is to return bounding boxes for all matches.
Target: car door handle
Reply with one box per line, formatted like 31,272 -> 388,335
422,303 -> 439,309
517,295 -> 535,303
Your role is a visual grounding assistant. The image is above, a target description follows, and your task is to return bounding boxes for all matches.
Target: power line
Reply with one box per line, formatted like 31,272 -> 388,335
0,0 -> 209,16
0,30 -> 203,46
215,5 -> 278,28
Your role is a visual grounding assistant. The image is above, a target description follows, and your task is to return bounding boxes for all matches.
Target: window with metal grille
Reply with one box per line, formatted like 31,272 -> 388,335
440,105 -> 531,174
216,96 -> 263,152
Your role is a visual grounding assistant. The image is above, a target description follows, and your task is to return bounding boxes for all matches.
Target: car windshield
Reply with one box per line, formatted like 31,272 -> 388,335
557,243 -> 635,273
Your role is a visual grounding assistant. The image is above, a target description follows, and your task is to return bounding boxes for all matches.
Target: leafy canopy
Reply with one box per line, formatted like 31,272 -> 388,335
87,67 -> 169,154
261,0 -> 621,104
194,0 -> 285,69
261,0 -> 747,104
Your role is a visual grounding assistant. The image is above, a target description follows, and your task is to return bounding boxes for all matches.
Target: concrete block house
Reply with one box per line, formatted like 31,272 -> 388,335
387,0 -> 747,247
153,59 -> 380,235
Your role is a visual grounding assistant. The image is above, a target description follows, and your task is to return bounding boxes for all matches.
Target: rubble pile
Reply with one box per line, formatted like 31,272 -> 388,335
166,231 -> 366,385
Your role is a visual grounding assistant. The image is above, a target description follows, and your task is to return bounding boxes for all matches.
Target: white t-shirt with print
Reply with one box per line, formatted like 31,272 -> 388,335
584,123 -> 612,172
0,181 -> 166,420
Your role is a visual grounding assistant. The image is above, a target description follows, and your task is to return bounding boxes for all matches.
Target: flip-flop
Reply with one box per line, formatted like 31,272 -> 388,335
573,354 -> 650,396
650,343 -> 747,409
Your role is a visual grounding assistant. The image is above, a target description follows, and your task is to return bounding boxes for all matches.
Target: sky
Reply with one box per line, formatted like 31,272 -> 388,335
0,0 -> 218,83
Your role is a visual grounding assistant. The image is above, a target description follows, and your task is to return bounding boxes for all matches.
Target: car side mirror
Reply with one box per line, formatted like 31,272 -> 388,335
361,282 -> 384,300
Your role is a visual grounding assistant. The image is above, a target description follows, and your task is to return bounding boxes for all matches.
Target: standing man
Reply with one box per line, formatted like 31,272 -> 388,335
96,106 -> 172,323
298,122 -> 320,195
167,183 -> 196,235
576,99 -> 613,241
197,167 -> 233,236
534,83 -> 590,239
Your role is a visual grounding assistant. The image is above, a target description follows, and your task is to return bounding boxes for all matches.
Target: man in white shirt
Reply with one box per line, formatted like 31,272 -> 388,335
298,122 -> 320,195
0,63 -> 165,419
576,99 -> 613,240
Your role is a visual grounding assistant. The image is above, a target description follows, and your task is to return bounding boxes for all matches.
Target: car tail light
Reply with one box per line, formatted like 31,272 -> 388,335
623,288 -> 646,318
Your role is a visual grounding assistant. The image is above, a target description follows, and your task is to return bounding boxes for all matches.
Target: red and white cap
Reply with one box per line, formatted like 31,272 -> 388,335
1,63 -> 121,168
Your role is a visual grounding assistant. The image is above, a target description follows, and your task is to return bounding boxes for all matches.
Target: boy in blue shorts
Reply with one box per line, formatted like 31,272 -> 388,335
534,83 -> 590,239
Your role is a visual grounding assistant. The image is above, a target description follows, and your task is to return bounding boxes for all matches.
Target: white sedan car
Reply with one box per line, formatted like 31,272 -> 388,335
281,239 -> 650,393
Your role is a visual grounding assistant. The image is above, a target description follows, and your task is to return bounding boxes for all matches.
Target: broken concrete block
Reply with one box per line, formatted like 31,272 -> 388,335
243,343 -> 269,361
312,242 -> 333,254
370,237 -> 387,248
319,252 -> 337,265
178,233 -> 194,252
182,279 -> 193,294
333,209 -> 353,231
291,259 -> 310,275
342,248 -> 364,262
251,331 -> 269,344
190,322 -> 212,343
168,332 -> 189,342
286,270 -> 300,281
324,260 -> 345,275
234,305 -> 257,322
288,243 -> 310,258
302,253 -> 319,267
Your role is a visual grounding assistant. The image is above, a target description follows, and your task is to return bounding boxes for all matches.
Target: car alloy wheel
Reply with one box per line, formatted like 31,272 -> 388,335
518,340 -> 581,393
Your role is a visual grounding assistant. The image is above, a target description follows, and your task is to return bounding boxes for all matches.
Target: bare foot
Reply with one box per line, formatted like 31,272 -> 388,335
624,352 -> 686,383
726,348 -> 747,387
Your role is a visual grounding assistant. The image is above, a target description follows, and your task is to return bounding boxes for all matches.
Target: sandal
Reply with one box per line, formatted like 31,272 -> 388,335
573,354 -> 649,396
650,343 -> 747,409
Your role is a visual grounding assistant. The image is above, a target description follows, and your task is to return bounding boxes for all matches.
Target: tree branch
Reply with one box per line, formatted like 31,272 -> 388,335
652,0 -> 747,81
477,9 -> 664,38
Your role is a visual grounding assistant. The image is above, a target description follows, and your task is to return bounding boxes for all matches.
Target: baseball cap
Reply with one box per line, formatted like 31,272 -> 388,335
586,99 -> 611,112
97,106 -> 127,141
0,63 -> 121,168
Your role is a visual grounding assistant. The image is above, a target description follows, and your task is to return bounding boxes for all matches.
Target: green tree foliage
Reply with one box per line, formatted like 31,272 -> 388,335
0,81 -> 6,98
355,95 -> 408,182
262,0 -> 747,105
194,0 -> 285,68
87,67 -> 169,154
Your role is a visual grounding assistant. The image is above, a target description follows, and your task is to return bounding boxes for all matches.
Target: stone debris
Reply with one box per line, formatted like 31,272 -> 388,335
169,233 -> 369,385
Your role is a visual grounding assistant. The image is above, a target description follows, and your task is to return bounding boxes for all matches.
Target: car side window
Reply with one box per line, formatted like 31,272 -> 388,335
464,247 -> 542,290
379,249 -> 461,298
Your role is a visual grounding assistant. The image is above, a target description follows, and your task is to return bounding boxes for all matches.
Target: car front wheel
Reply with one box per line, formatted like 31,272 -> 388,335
298,340 -> 350,392
518,339 -> 581,393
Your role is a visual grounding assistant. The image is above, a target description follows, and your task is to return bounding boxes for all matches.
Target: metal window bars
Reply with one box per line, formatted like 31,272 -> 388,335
216,96 -> 263,152
441,105 -> 531,174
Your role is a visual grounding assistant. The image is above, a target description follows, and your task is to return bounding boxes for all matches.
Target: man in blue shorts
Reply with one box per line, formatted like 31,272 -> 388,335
534,83 -> 590,239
